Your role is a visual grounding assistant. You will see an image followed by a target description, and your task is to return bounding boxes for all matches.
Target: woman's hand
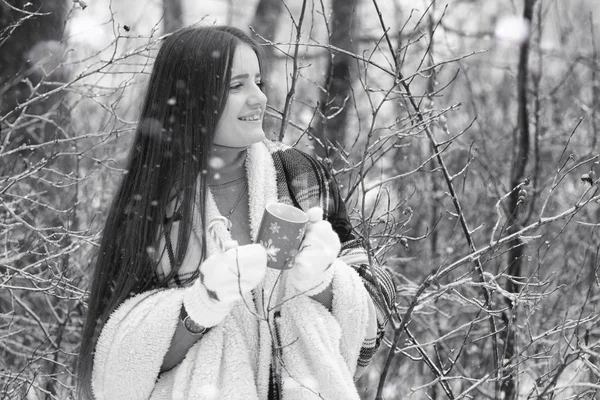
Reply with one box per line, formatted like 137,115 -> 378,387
200,243 -> 268,304
289,207 -> 341,295
184,243 -> 267,327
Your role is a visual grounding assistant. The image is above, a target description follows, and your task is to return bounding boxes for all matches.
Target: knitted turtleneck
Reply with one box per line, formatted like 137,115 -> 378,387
207,144 -> 251,245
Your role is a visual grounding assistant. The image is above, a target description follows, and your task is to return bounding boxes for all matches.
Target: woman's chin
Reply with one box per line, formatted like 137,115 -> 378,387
245,130 -> 266,145
214,131 -> 265,148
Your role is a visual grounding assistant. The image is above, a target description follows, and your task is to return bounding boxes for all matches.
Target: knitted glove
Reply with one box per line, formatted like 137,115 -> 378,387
289,207 -> 341,295
183,243 -> 267,327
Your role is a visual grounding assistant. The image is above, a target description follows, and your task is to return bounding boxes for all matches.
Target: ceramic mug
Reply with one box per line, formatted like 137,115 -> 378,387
256,203 -> 308,270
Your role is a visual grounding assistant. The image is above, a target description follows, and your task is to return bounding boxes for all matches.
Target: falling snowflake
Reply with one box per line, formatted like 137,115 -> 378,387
269,222 -> 280,234
209,156 -> 225,169
495,15 -> 530,45
261,239 -> 280,262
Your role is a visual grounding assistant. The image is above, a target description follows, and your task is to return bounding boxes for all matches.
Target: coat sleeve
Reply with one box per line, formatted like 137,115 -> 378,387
92,209 -> 239,400
273,146 -> 396,378
92,288 -> 185,400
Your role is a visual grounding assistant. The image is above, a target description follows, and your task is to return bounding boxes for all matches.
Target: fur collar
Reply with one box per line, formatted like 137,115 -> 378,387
203,141 -> 278,258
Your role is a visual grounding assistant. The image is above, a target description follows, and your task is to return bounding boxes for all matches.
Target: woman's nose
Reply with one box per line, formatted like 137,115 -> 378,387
248,83 -> 267,106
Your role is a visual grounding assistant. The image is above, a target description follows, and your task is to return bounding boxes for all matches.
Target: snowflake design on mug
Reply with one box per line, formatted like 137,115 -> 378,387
260,238 -> 280,262
269,222 -> 280,234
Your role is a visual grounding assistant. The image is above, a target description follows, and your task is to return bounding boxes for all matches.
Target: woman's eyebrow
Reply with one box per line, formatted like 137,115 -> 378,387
231,73 -> 261,80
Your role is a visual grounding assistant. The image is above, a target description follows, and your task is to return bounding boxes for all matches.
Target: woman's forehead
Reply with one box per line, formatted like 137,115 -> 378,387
231,43 -> 260,75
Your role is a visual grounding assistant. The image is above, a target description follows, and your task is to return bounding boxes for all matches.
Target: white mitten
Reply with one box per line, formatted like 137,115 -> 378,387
289,207 -> 341,295
183,243 -> 267,327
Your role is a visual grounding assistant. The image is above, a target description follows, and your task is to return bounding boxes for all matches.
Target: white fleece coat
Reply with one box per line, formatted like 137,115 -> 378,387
92,142 -> 372,400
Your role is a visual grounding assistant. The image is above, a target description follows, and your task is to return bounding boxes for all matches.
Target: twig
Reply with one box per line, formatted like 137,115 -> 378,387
278,0 -> 309,141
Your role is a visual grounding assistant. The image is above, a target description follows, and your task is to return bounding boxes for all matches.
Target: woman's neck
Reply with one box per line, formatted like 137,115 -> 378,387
207,144 -> 248,185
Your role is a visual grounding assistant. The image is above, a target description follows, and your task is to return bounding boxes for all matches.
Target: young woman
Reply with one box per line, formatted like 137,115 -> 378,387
77,26 -> 396,400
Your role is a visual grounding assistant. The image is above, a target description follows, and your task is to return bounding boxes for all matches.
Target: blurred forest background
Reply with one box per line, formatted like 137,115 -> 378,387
1,0 -> 600,399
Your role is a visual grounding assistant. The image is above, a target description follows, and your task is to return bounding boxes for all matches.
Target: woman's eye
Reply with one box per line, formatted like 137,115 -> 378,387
230,82 -> 242,90
256,81 -> 265,89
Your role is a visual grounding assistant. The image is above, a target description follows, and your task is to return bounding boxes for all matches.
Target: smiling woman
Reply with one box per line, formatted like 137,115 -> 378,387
77,25 -> 395,400
213,43 -> 267,148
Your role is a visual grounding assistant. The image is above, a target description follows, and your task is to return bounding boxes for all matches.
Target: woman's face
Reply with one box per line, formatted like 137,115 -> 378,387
212,43 -> 267,148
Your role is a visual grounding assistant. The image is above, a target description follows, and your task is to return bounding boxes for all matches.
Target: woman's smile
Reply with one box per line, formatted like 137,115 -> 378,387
238,113 -> 261,122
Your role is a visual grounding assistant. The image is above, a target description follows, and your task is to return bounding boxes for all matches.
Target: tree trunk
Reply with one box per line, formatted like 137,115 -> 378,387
0,0 -> 70,186
0,0 -> 68,129
315,0 -> 357,161
426,12 -> 440,264
163,0 -> 183,33
250,0 -> 284,138
591,19 -> 598,151
502,1 -> 536,399
250,0 -> 283,53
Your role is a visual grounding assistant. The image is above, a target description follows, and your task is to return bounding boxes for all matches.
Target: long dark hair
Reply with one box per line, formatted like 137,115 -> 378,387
77,26 -> 265,399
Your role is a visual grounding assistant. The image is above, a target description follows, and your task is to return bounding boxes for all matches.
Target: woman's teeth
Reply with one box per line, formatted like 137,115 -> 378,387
240,115 -> 260,121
